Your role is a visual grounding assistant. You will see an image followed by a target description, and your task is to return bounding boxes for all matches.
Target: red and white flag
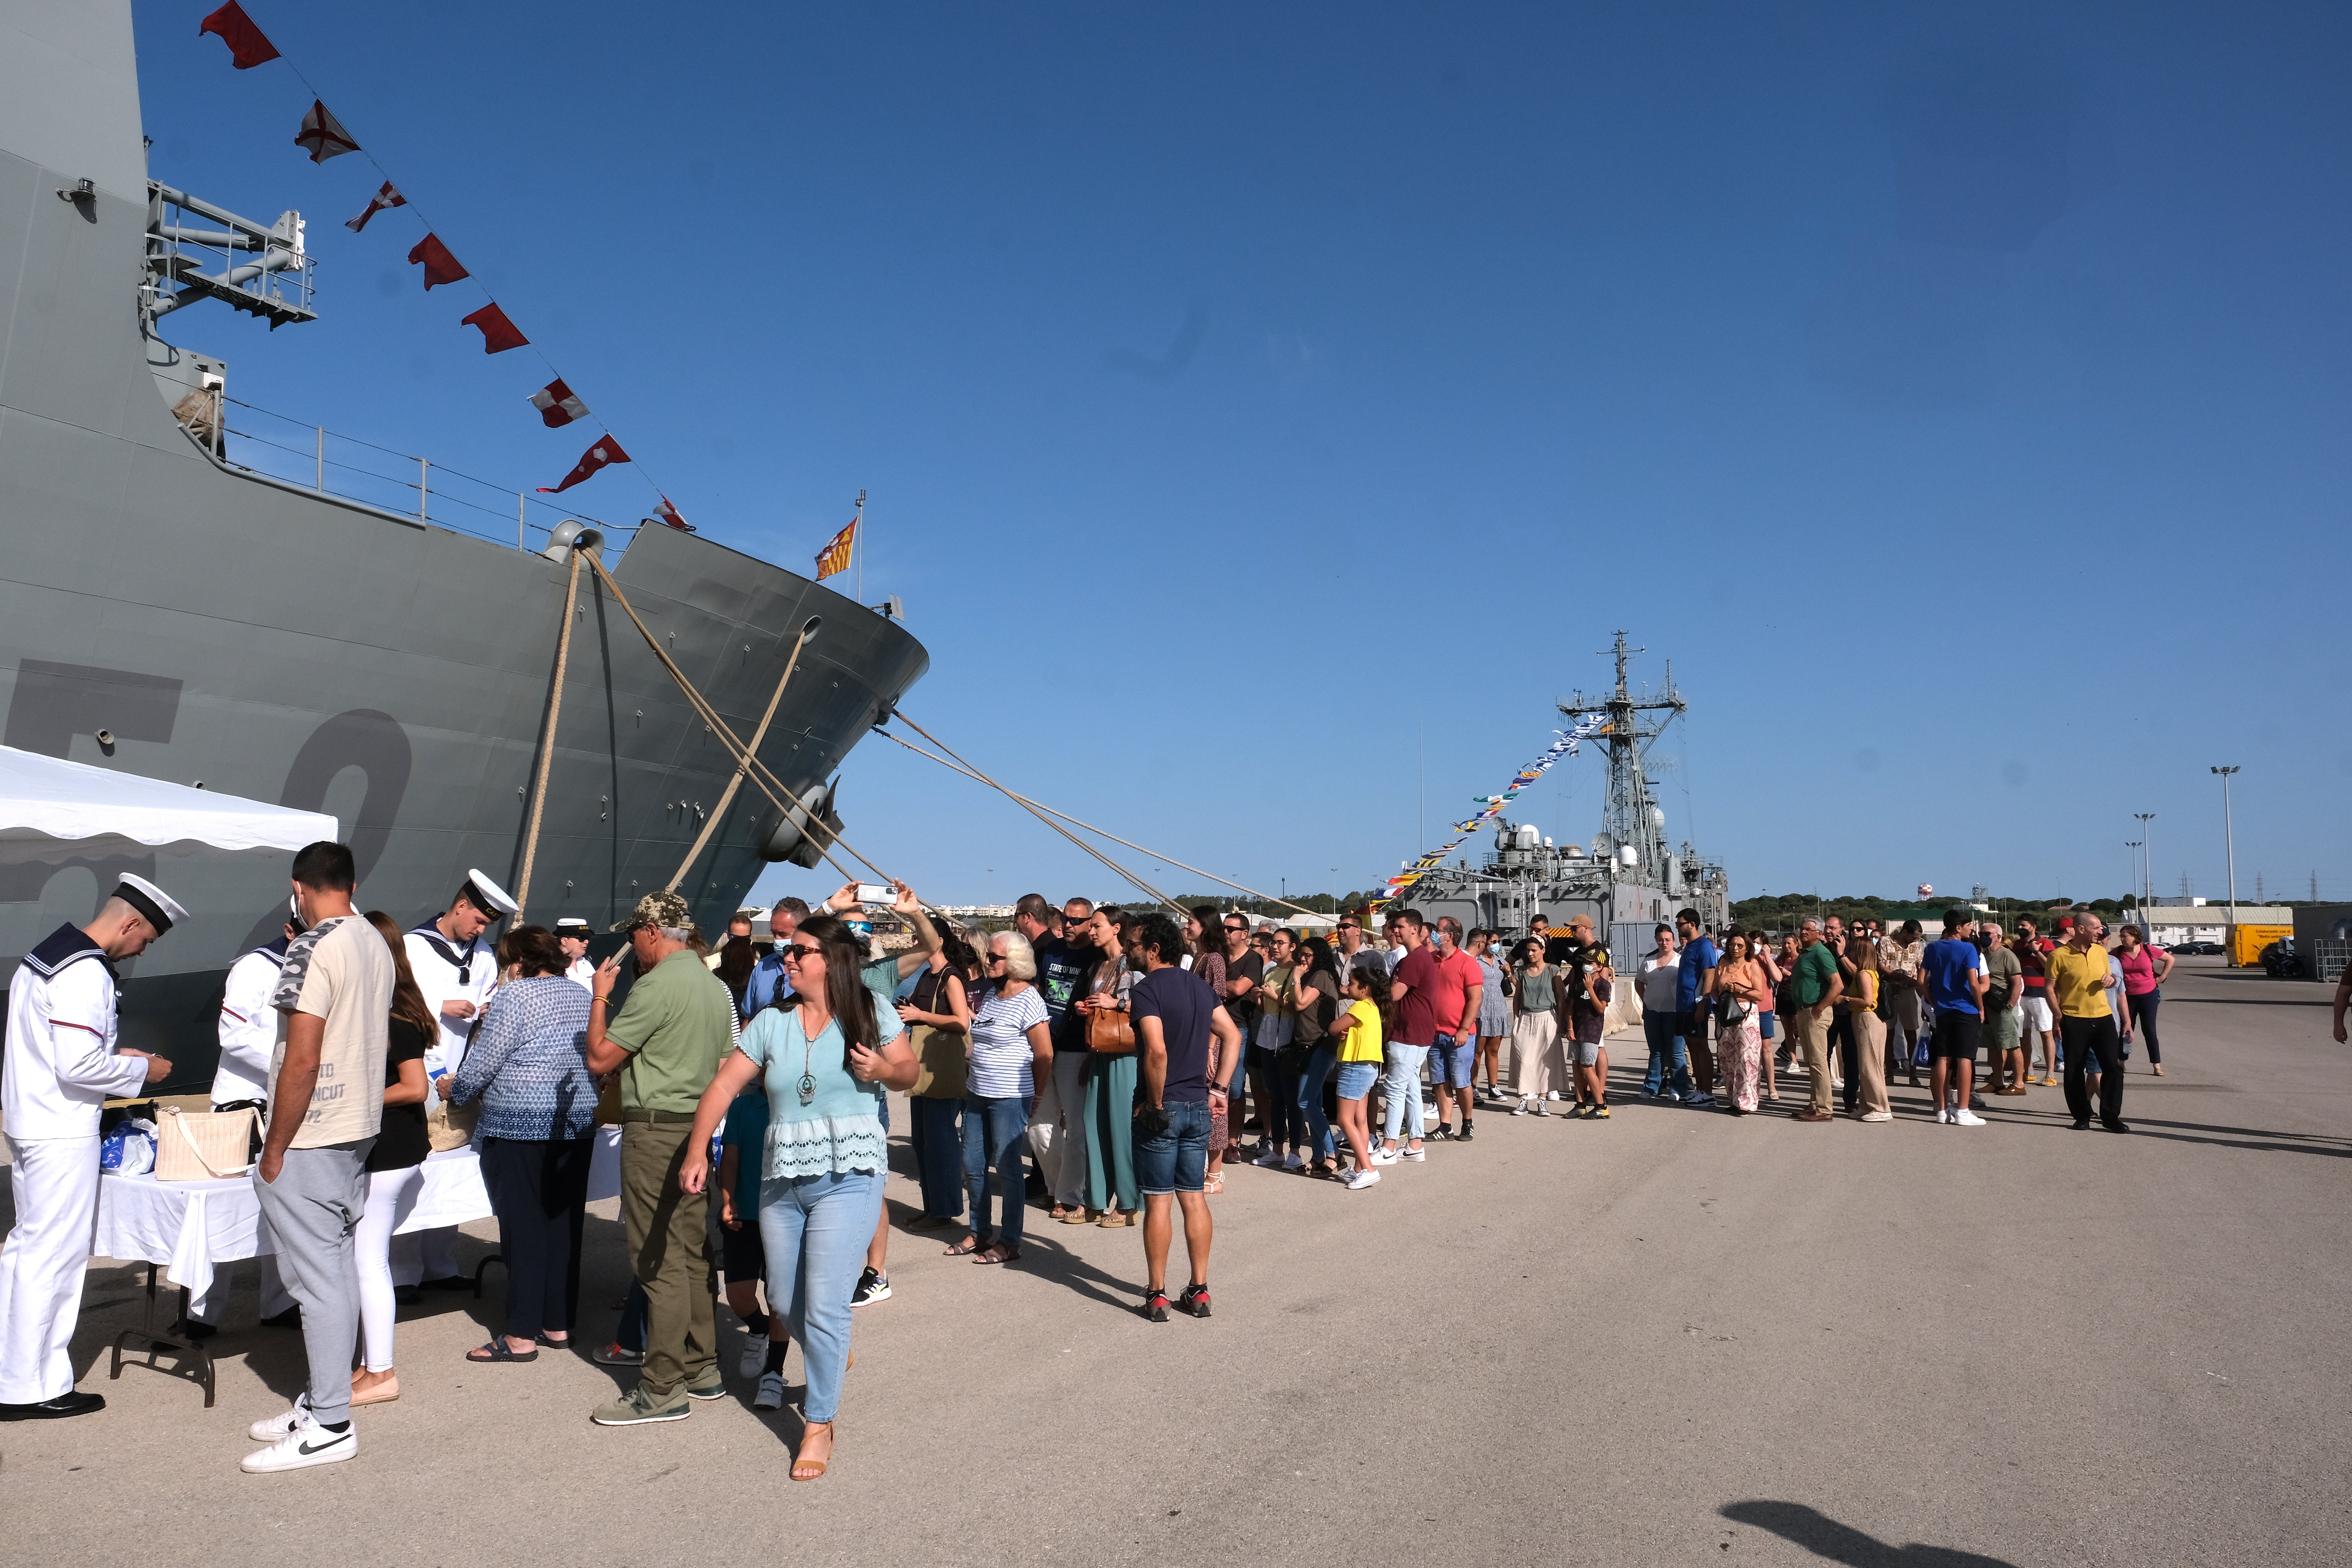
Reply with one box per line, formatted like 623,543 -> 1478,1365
294,100 -> 360,164
528,378 -> 590,428
460,303 -> 529,354
537,436 -> 631,495
345,181 -> 406,233
406,233 -> 468,290
654,496 -> 693,532
199,2 -> 279,69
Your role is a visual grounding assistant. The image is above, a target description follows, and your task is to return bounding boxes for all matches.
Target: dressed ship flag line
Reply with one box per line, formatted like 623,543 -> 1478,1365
193,0 -> 755,546
1365,712 -> 1609,915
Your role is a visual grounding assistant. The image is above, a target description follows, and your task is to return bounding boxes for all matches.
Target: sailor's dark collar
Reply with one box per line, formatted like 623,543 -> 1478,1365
22,922 -> 115,982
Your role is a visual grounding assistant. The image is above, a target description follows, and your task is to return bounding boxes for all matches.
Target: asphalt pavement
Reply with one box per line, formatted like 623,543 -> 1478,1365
5,956 -> 2347,1567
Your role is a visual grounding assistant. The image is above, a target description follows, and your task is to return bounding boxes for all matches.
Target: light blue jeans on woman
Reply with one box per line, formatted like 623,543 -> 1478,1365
961,1094 -> 1034,1247
1381,1043 -> 1430,1143
756,1166 -> 883,1423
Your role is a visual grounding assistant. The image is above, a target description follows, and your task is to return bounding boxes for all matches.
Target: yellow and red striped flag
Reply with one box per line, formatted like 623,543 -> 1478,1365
814,518 -> 856,580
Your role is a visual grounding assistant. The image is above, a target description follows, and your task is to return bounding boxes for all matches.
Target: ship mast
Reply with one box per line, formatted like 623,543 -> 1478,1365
1559,631 -> 1683,880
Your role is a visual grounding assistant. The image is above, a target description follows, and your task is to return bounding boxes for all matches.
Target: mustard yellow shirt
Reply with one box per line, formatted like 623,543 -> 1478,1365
2045,944 -> 2113,1019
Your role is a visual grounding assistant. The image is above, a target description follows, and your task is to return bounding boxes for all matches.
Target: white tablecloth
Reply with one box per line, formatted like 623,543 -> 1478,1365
87,1127 -> 626,1303
93,1148 -> 490,1304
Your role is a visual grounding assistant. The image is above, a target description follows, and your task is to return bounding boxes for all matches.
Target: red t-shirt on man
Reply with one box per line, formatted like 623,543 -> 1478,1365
1393,945 -> 1482,1046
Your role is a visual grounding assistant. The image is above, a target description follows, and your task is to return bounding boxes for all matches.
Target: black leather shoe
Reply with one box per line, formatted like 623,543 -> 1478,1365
2102,1119 -> 2132,1134
420,1275 -> 473,1292
0,1390 -> 106,1421
2072,1119 -> 2092,1130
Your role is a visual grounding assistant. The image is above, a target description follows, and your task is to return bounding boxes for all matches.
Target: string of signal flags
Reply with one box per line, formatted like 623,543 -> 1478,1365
1365,712 -> 1608,916
194,3 -> 862,584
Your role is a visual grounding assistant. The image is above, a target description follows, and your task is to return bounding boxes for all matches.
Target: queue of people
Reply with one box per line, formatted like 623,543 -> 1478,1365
1,850 -> 2186,1483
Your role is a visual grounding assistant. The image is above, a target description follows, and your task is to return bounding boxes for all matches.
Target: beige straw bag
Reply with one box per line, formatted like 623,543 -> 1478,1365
154,1104 -> 257,1181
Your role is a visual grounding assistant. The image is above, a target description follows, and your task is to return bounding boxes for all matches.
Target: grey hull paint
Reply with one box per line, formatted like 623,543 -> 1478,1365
0,1 -> 927,1086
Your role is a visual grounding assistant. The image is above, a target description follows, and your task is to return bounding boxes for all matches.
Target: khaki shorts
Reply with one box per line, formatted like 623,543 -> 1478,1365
1984,1006 -> 2021,1051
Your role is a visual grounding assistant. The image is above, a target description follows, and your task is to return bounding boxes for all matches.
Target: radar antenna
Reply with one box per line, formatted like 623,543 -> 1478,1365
1559,631 -> 1684,881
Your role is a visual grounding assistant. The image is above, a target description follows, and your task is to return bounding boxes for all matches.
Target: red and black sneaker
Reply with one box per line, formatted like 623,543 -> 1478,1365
1178,1283 -> 1211,1319
1142,1291 -> 1170,1323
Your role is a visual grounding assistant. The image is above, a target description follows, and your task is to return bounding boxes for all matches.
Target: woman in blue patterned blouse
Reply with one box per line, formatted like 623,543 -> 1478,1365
681,913 -> 916,1481
449,925 -> 597,1362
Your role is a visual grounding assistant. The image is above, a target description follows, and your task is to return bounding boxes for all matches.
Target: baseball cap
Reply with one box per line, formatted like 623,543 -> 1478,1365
612,888 -> 693,934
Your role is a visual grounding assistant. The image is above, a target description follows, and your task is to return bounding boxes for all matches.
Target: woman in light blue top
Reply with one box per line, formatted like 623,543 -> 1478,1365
683,914 -> 914,1483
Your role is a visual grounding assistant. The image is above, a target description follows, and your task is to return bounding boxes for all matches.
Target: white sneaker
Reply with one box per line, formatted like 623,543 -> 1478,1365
1399,1145 -> 1426,1162
752,1370 -> 786,1410
1534,1100 -> 1550,1116
1343,1168 -> 1381,1190
1934,1108 -> 1953,1124
1369,1147 -> 1401,1166
1545,1090 -> 1561,1100
739,1336 -> 769,1379
1860,1110 -> 1894,1123
1251,1150 -> 1284,1168
241,1413 -> 356,1473
248,1393 -> 312,1443
1283,1152 -> 1307,1171
1512,1099 -> 1530,1116
1953,1108 -> 1988,1127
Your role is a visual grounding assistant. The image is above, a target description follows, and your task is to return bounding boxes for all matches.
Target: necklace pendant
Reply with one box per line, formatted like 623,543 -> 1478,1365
797,1073 -> 816,1107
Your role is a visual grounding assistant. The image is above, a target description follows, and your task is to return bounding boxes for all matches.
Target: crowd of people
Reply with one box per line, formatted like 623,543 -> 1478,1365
0,846 -> 2185,1483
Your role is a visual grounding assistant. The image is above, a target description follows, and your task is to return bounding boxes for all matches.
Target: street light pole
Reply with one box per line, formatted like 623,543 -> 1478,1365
2127,840 -> 2142,914
2133,812 -> 2155,913
2211,767 -> 2240,964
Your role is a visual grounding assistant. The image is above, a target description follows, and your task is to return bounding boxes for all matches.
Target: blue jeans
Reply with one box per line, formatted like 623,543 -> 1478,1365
1298,1043 -> 1339,1161
1381,1043 -> 1430,1142
1644,1009 -> 1693,1095
910,1095 -> 964,1220
1270,1050 -> 1309,1153
960,1094 -> 1033,1246
1135,1099 -> 1211,1194
756,1167 -> 882,1423
1335,1061 -> 1380,1100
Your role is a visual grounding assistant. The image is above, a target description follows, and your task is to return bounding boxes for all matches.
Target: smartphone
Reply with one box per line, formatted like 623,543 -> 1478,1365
854,883 -> 893,905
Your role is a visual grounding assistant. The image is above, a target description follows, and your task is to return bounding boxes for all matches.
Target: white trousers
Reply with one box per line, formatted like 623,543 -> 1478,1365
354,1164 -> 424,1372
390,1223 -> 460,1286
0,1135 -> 100,1404
1026,1052 -> 1090,1207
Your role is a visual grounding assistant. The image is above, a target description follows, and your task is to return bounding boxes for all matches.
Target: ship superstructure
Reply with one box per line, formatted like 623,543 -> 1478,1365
1396,635 -> 1727,957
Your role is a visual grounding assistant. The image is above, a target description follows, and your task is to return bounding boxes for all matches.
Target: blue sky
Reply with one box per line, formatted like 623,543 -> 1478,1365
133,1 -> 2351,910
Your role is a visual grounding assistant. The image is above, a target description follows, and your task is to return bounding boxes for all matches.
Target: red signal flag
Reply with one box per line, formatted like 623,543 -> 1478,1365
537,436 -> 631,495
529,378 -> 590,427
199,2 -> 279,69
460,303 -> 529,354
406,234 -> 468,290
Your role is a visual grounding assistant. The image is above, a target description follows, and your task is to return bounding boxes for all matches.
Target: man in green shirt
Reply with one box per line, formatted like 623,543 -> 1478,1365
585,890 -> 737,1426
1790,918 -> 1845,1122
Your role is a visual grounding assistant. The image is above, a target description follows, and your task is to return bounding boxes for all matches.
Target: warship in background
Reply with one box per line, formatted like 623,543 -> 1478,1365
0,2 -> 928,1088
1397,634 -> 1729,958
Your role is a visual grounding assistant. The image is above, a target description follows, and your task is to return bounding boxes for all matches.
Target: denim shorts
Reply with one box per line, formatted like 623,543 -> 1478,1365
1135,1099 -> 1211,1195
1334,1061 -> 1380,1100
1429,1036 -> 1476,1088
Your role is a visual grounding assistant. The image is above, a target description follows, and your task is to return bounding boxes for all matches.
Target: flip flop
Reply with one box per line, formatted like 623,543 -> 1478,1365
466,1339 -> 537,1363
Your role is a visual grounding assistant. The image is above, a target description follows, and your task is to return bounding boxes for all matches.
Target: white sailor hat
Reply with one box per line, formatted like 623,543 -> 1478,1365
554,917 -> 591,934
114,872 -> 189,936
459,869 -> 519,920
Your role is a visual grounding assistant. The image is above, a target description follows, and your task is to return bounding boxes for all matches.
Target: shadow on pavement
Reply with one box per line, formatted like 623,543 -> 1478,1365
1720,1501 -> 2018,1565
1006,1231 -> 1143,1312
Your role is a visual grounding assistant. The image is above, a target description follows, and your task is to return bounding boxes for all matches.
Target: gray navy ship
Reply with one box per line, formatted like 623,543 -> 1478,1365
1395,634 -> 1729,959
0,2 -> 928,1087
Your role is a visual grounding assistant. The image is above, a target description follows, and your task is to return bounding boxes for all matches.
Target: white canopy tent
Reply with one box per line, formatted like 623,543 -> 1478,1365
0,746 -> 336,863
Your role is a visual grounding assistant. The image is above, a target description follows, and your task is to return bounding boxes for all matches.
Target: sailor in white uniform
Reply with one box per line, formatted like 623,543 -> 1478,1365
556,916 -> 596,990
395,869 -> 516,1288
0,874 -> 183,1420
183,905 -> 299,1336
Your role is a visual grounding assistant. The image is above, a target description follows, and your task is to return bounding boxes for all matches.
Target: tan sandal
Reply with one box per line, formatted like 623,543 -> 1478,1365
349,1372 -> 400,1407
1097,1208 -> 1137,1228
792,1420 -> 835,1481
